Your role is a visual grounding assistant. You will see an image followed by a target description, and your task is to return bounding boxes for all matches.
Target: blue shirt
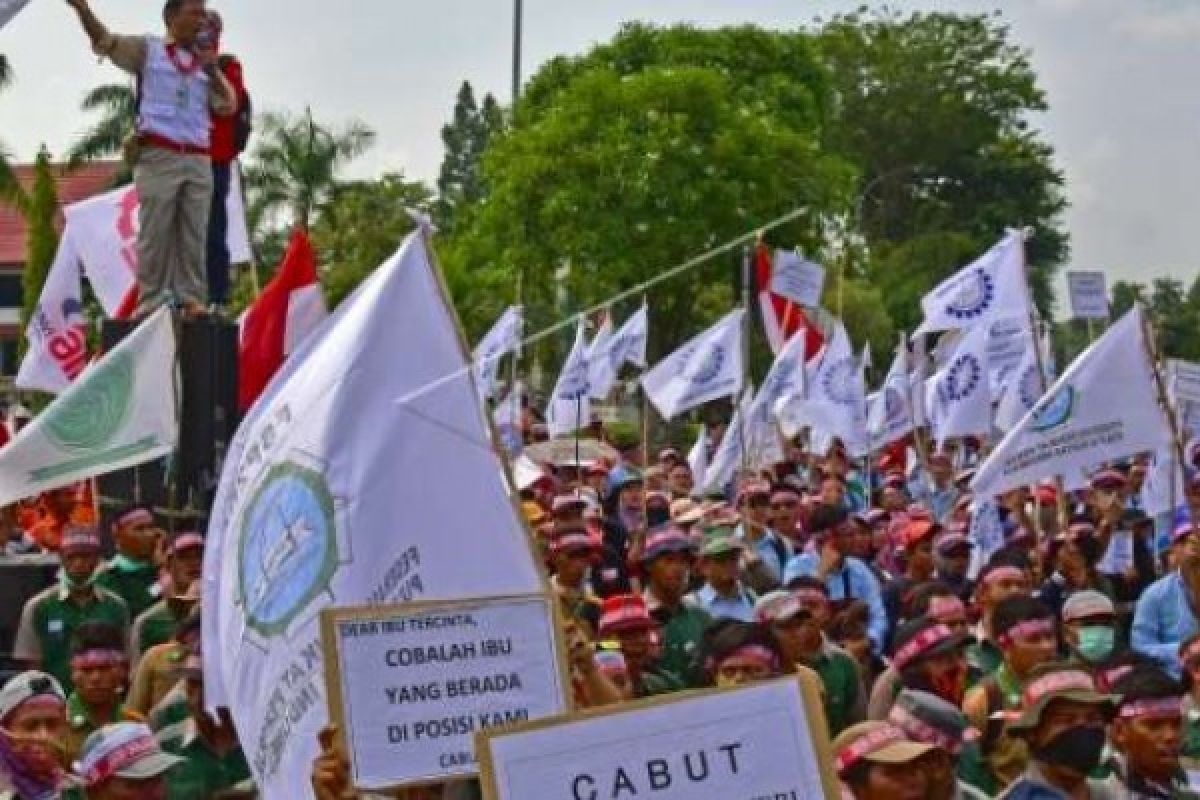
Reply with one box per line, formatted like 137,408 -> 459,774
735,525 -> 790,586
687,584 -> 757,622
783,553 -> 888,655
1132,570 -> 1199,678
911,479 -> 959,523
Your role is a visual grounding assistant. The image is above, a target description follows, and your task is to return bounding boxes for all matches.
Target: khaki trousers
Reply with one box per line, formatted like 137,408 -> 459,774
133,146 -> 212,313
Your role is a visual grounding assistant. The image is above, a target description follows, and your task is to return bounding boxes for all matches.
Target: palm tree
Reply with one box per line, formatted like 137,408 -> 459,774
67,82 -> 136,168
242,107 -> 375,231
0,54 -> 22,205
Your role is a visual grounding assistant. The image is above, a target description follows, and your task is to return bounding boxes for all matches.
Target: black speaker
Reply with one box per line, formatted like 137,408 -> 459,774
99,315 -> 238,514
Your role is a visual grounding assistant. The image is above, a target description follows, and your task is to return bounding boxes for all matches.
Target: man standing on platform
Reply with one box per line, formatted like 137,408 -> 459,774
65,0 -> 236,318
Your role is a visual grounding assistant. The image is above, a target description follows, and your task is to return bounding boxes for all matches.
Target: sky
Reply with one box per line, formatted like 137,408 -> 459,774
2,0 -> 1198,298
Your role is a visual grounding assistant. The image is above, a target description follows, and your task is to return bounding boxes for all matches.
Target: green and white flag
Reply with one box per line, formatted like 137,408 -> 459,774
0,307 -> 177,505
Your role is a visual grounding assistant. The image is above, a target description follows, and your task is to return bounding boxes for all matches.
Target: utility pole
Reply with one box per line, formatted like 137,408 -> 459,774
511,0 -> 523,104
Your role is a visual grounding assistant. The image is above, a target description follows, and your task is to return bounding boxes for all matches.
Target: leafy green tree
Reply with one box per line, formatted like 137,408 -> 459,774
20,148 -> 59,355
0,55 -> 20,204
435,81 -> 504,232
67,82 -> 135,179
1110,280 -> 1144,318
243,107 -> 375,231
311,173 -> 435,307
818,9 -> 1068,330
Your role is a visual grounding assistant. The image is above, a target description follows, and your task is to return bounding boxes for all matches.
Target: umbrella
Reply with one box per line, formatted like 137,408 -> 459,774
524,438 -> 619,467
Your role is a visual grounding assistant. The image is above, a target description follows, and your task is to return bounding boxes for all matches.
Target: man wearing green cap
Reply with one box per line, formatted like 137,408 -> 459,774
685,528 -> 756,622
1000,663 -> 1119,800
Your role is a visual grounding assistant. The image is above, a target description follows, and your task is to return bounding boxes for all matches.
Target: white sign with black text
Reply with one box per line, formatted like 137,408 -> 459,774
321,595 -> 567,792
769,250 -> 826,307
478,677 -> 837,800
1067,271 -> 1109,319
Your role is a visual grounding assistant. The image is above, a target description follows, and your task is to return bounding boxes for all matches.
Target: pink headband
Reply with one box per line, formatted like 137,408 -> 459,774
835,724 -> 906,774
888,704 -> 961,754
928,596 -> 965,622
893,624 -> 955,670
998,618 -> 1055,648
722,645 -> 779,670
80,734 -> 158,786
9,694 -> 65,718
169,533 -> 204,553
793,589 -> 829,609
1117,697 -> 1182,720
116,509 -> 153,528
1022,669 -> 1095,707
982,566 -> 1024,586
71,649 -> 127,670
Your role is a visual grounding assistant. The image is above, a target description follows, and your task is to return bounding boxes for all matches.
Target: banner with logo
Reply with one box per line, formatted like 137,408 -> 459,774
473,306 -> 523,399
972,307 -> 1171,500
65,175 -> 252,317
15,230 -> 87,393
546,321 -> 591,437
784,321 -> 868,455
0,0 -> 31,31
915,230 -> 1031,336
202,232 -> 543,800
587,305 -> 648,399
1067,271 -> 1109,320
868,343 -> 914,446
641,309 -> 744,420
926,321 -> 992,445
0,308 -> 177,505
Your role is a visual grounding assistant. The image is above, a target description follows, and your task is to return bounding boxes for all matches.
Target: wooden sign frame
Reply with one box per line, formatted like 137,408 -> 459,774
475,672 -> 841,800
320,592 -> 572,793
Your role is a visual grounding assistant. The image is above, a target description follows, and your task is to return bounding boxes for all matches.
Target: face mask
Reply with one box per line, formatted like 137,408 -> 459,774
1032,724 -> 1107,774
59,569 -> 95,592
1076,625 -> 1115,664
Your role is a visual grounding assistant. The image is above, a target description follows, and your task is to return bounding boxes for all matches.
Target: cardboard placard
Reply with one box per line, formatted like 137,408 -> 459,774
1067,271 -> 1109,320
476,675 -> 840,800
769,251 -> 826,307
320,594 -> 569,792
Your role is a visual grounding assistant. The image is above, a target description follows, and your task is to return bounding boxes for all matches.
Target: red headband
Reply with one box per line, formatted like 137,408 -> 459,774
835,725 -> 906,775
997,618 -> 1055,648
1022,669 -> 1094,708
928,596 -> 965,622
793,589 -> 829,610
80,734 -> 158,786
982,566 -> 1024,586
888,704 -> 961,754
721,645 -> 779,671
116,509 -> 153,528
893,624 -> 956,670
1117,697 -> 1182,720
8,694 -> 65,719
71,649 -> 127,670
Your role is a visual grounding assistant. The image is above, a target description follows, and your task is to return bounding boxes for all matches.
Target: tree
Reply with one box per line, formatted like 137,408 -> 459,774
20,148 -> 59,355
0,54 -> 20,204
445,24 -> 858,370
242,107 -> 375,232
67,82 -> 136,175
310,173 -> 435,308
435,81 -> 504,233
818,9 -> 1068,331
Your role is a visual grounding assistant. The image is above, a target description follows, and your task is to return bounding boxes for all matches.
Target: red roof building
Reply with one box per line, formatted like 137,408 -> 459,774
0,160 -> 121,375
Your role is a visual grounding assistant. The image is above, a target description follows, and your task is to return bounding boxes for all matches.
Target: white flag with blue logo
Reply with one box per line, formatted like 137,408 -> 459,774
473,305 -> 523,398
686,425 -> 709,495
588,305 -> 648,399
914,231 -> 1032,336
546,320 -> 592,437
972,307 -> 1171,500
926,321 -> 992,445
202,233 -> 544,800
788,321 -> 868,456
641,309 -> 744,420
868,343 -> 915,446
994,333 -> 1053,433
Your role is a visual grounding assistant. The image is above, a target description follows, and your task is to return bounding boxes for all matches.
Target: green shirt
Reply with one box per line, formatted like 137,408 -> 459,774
647,592 -> 711,686
131,599 -> 185,656
803,639 -> 863,737
12,584 -> 130,691
65,692 -> 138,764
159,721 -> 254,800
96,556 -> 161,620
966,636 -> 1003,680
147,683 -> 190,736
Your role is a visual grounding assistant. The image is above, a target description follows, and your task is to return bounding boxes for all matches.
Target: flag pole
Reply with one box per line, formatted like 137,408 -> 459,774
739,244 -> 753,477
1139,305 -> 1198,526
904,332 -> 932,482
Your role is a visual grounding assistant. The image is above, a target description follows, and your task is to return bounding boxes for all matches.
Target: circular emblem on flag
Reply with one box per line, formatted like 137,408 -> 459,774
941,353 -> 983,403
557,358 -> 591,401
1017,364 -> 1042,410
821,357 -> 860,406
237,461 -> 338,638
883,386 -> 906,426
607,334 -> 631,370
686,345 -> 726,385
1031,386 -> 1075,432
945,269 -> 996,321
44,350 -> 134,453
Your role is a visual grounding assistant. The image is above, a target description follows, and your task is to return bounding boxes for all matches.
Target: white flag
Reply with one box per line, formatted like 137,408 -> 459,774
1142,447 -> 1184,517
868,343 -> 914,446
994,333 -> 1051,433
703,388 -> 754,492
760,328 -> 810,416
915,231 -> 1032,336
588,305 -> 648,398
987,316 -> 1032,400
966,499 -> 1005,580
686,425 -> 709,494
473,305 -> 523,398
65,177 -> 252,316
0,308 -> 177,505
793,322 -> 868,456
0,0 -> 31,31
201,233 -> 543,800
926,322 -> 992,445
641,309 -> 744,420
972,307 -> 1171,500
15,229 -> 88,393
546,321 -> 591,437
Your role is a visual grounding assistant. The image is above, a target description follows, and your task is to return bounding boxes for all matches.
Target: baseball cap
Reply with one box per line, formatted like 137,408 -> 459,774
640,526 -> 696,563
1007,665 -> 1116,733
598,595 -> 655,636
60,526 -> 102,555
890,617 -> 972,671
75,722 -> 184,786
754,590 -> 808,624
888,689 -> 977,755
0,671 -> 65,723
1061,590 -> 1115,623
699,528 -> 742,559
831,721 -> 935,777
670,497 -> 705,525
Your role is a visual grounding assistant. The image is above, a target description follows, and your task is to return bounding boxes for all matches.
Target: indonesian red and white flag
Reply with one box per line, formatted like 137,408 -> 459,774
755,243 -> 825,357
237,228 -> 327,412
65,174 -> 252,318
